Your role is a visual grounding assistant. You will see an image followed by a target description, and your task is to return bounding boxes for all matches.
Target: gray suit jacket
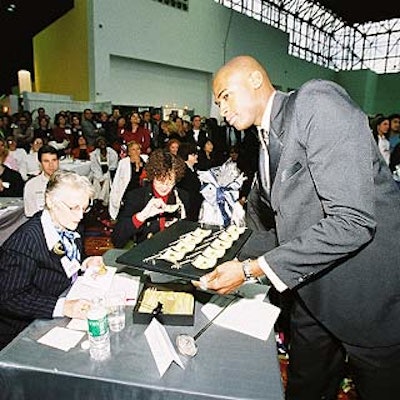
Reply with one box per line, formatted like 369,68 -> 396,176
256,80 -> 400,347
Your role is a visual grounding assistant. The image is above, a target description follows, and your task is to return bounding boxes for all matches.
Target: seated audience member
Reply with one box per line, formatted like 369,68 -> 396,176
20,137 -> 44,180
157,120 -> 181,148
372,116 -> 391,166
34,116 -> 53,144
390,141 -> 400,172
186,114 -> 208,150
23,145 -> 59,217
70,113 -> 84,148
109,140 -> 147,221
0,163 -> 24,197
197,138 -> 218,171
89,136 -> 118,207
12,113 -> 34,152
50,113 -> 72,158
124,112 -> 152,155
176,142 -> 203,221
114,116 -> 127,155
0,170 -> 102,350
166,138 -> 180,156
111,149 -> 189,248
71,135 -> 94,160
0,137 -> 18,170
6,136 -> 27,174
225,145 -> 253,206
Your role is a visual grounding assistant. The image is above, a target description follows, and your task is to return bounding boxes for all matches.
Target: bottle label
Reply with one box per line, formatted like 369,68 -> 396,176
88,315 -> 109,337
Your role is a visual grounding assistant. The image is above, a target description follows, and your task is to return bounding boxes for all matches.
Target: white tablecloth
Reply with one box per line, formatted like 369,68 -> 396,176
0,197 -> 28,245
59,160 -> 91,177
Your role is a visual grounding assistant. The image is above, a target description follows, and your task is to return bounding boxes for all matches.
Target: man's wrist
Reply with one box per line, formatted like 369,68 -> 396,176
241,259 -> 255,282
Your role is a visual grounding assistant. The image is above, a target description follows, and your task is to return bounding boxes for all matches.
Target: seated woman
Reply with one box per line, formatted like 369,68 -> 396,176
176,142 -> 203,222
71,135 -> 94,160
0,170 -> 103,350
89,136 -> 119,207
197,138 -> 219,171
111,149 -> 189,248
109,140 -> 147,221
166,138 -> 180,156
20,137 -> 44,180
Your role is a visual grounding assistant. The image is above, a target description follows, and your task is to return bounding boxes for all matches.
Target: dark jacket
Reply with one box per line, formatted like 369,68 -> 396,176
111,184 -> 190,248
0,212 -> 82,348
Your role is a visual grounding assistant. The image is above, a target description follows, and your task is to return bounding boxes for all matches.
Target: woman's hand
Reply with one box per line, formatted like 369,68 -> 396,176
81,256 -> 105,272
136,197 -> 166,222
63,299 -> 91,319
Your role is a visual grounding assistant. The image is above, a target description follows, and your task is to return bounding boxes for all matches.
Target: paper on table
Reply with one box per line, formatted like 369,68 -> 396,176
37,326 -> 85,351
66,272 -> 140,306
201,284 -> 280,341
144,318 -> 184,377
82,265 -> 117,290
66,276 -> 103,301
108,273 -> 141,306
67,318 -> 88,331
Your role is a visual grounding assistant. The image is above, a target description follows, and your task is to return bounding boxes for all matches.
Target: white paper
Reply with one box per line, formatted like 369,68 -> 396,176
66,272 -> 140,306
82,265 -> 117,290
37,326 -> 85,351
201,284 -> 280,341
67,318 -> 88,331
144,318 -> 184,377
108,273 -> 141,306
66,276 -> 104,301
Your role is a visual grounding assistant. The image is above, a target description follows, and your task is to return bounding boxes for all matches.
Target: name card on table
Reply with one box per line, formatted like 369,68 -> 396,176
144,318 -> 184,377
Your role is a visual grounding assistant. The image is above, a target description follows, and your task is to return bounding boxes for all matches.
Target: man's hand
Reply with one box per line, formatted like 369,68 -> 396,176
192,260 -> 245,295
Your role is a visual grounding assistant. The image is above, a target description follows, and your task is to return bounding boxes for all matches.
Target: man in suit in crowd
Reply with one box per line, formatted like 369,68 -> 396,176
194,55 -> 400,400
186,115 -> 208,150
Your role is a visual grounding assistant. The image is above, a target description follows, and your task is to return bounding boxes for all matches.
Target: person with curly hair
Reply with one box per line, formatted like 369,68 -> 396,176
111,148 -> 189,248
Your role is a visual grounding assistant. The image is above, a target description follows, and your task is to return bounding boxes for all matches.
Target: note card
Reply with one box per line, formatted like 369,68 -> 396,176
37,326 -> 86,352
144,318 -> 184,377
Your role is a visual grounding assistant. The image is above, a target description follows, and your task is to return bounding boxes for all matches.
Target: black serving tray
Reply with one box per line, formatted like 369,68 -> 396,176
116,220 -> 252,281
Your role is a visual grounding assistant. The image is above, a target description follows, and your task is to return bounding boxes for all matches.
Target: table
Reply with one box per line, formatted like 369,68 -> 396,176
59,159 -> 91,177
0,197 -> 28,245
0,250 -> 284,400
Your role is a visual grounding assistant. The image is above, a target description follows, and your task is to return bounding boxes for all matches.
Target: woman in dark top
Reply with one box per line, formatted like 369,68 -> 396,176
177,142 -> 203,221
109,140 -> 147,220
111,149 -> 189,248
197,138 -> 219,171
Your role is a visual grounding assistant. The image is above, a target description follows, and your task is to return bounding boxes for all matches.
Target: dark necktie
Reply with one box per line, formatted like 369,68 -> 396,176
258,128 -> 270,197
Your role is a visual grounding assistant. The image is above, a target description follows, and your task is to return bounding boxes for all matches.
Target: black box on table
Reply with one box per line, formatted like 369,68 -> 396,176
133,279 -> 195,326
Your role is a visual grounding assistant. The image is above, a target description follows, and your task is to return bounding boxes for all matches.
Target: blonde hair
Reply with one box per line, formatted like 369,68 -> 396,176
46,170 -> 95,205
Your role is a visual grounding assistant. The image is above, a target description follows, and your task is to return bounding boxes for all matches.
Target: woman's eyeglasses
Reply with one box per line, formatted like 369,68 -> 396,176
58,199 -> 93,214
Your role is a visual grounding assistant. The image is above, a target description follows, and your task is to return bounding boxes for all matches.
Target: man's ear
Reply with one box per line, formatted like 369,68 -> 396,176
45,194 -> 54,210
249,70 -> 263,89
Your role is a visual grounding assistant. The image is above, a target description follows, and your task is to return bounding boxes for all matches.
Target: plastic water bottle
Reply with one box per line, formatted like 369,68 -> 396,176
87,297 -> 111,361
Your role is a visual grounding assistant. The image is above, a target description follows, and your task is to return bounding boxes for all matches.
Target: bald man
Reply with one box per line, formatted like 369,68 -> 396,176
194,56 -> 400,400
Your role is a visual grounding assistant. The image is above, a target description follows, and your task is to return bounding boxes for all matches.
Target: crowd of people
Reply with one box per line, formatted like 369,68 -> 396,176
0,106 -> 259,240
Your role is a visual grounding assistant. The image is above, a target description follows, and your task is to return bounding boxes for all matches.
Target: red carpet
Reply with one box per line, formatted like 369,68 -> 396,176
83,202 -> 114,256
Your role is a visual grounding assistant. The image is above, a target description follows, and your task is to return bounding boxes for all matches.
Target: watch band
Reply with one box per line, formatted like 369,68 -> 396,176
241,259 -> 253,281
